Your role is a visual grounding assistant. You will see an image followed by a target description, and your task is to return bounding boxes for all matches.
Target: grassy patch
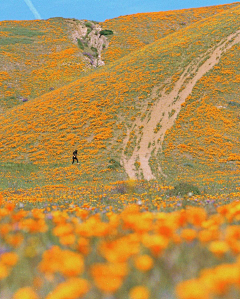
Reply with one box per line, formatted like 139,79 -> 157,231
77,38 -> 84,50
0,27 -> 45,37
0,37 -> 34,45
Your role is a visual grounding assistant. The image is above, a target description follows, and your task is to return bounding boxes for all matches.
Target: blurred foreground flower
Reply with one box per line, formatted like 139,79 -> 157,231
13,287 -> 39,299
46,278 -> 89,299
129,286 -> 150,299
91,262 -> 128,293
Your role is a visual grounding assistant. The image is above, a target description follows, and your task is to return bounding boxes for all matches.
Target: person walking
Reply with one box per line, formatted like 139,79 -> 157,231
72,150 -> 79,164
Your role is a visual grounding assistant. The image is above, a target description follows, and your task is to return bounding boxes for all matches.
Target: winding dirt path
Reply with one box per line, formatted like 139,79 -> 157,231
121,30 -> 240,180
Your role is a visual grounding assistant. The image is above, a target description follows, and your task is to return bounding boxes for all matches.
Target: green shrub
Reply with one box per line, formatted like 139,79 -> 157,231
168,182 -> 200,197
183,162 -> 194,168
91,47 -> 98,57
228,101 -> 240,107
85,22 -> 93,29
107,159 -> 121,170
100,29 -> 113,36
87,28 -> 92,35
77,38 -> 84,50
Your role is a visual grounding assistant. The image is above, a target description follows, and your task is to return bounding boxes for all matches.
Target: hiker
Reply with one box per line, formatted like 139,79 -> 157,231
72,150 -> 79,164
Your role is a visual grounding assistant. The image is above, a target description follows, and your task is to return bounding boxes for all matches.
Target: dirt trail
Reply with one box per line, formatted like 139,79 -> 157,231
121,30 -> 240,180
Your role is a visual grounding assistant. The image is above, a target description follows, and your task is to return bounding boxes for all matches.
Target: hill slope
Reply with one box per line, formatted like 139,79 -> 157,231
0,18 -> 111,112
1,3 -> 239,113
0,4 -> 239,187
102,3 -> 240,63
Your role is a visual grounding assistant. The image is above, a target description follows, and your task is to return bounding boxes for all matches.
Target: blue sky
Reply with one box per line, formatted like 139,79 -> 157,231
0,0 -> 237,22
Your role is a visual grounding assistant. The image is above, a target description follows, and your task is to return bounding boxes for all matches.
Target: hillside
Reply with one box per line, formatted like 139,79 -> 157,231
0,3 -> 239,190
102,2 -> 240,63
1,4 -> 240,299
1,3 -> 238,113
0,18 -> 111,112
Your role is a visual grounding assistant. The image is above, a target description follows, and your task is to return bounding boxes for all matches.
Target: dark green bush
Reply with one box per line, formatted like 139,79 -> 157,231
183,162 -> 194,168
100,29 -> 113,36
107,159 -> 121,170
228,101 -> 240,107
168,182 -> 200,197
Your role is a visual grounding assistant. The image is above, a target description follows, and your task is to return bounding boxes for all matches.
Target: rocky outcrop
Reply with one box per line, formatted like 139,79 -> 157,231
67,19 -> 110,67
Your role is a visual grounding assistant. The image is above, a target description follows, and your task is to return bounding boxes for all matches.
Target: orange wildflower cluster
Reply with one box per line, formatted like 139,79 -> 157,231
0,188 -> 240,298
2,180 -> 239,214
39,246 -> 84,277
13,287 -> 39,299
176,258 -> 240,299
0,252 -> 18,280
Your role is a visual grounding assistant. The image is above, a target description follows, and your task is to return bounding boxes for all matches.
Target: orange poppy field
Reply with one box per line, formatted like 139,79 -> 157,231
1,182 -> 240,298
0,2 -> 240,299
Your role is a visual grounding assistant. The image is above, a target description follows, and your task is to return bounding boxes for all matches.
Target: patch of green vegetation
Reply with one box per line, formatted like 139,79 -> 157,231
90,20 -> 99,25
77,38 -> 84,50
71,18 -> 80,23
0,162 -> 40,190
86,28 -> 92,35
168,109 -> 176,118
0,27 -> 45,37
91,46 -> 98,57
85,22 -> 93,29
228,101 -> 240,107
168,182 -> 201,197
183,162 -> 194,168
0,37 -> 33,45
124,134 -> 138,158
100,29 -> 114,36
107,158 -> 122,170
154,122 -> 162,133
0,96 -> 19,109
